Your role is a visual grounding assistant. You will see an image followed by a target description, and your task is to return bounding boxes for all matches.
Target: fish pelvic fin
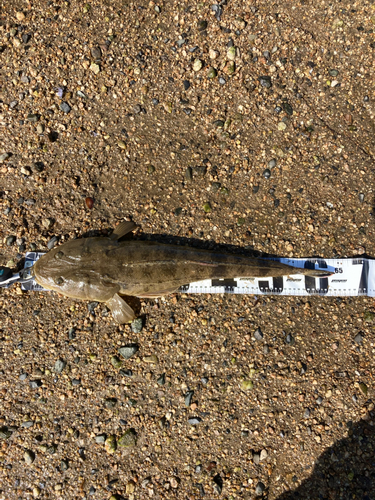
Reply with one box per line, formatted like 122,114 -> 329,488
110,221 -> 137,241
106,293 -> 136,323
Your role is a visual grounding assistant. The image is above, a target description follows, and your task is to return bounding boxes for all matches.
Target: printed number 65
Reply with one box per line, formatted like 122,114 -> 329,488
335,268 -> 343,273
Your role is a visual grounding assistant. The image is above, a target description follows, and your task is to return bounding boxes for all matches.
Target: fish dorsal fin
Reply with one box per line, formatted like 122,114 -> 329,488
106,293 -> 136,323
110,221 -> 137,241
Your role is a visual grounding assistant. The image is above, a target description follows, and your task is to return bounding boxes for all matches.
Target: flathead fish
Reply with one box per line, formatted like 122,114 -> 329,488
33,221 -> 331,323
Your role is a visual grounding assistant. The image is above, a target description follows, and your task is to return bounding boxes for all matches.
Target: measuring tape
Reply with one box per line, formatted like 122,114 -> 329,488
21,252 -> 375,297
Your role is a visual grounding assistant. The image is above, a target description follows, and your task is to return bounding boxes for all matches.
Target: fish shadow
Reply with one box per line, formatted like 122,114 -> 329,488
275,413 -> 375,500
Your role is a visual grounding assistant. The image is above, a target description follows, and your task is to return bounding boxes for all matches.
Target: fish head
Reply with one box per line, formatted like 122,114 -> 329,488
34,237 -> 117,301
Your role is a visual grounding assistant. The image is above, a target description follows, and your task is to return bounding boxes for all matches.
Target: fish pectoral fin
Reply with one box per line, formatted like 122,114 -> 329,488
110,221 -> 137,241
106,293 -> 136,324
136,286 -> 179,298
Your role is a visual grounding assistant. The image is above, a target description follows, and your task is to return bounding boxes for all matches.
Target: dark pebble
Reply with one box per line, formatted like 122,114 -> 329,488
183,80 -> 190,90
133,104 -> 141,114
29,380 -> 42,389
185,167 -> 193,180
253,185 -> 259,194
88,302 -> 98,313
152,98 -> 159,105
317,396 -> 323,404
354,333 -> 363,344
72,378 -> 81,386
174,207 -> 183,216
197,20 -> 208,32
213,120 -> 224,128
131,318 -> 143,334
157,373 -> 166,385
259,76 -> 272,88
60,459 -> 69,471
47,236 -> 59,249
59,102 -> 71,113
263,168 -> 271,179
255,482 -> 265,496
285,333 -> 294,345
104,397 -> 117,409
27,113 -> 40,122
282,102 -> 293,115
6,236 -> 16,246
68,327 -> 76,340
91,46 -> 102,59
22,34 -> 31,44
119,369 -> 133,377
185,390 -> 194,407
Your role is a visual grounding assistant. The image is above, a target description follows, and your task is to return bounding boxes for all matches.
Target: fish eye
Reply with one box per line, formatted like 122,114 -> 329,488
55,277 -> 64,285
55,251 -> 64,259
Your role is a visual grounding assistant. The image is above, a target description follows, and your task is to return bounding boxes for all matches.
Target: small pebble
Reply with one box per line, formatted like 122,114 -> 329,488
118,344 -> 139,359
24,450 -> 35,465
259,76 -> 272,88
263,168 -> 271,179
185,390 -> 194,406
105,435 -> 117,454
118,428 -> 137,447
54,359 -> 66,374
255,481 -> 265,496
268,159 -> 276,168
254,328 -> 263,341
47,236 -> 59,250
143,354 -> 158,364
227,46 -> 236,61
85,197 -> 94,209
27,113 -> 40,122
0,153 -> 11,162
354,333 -> 363,344
60,102 -> 71,114
6,236 -> 16,247
207,67 -> 217,79
188,417 -> 201,425
193,59 -> 203,72
131,317 -> 143,333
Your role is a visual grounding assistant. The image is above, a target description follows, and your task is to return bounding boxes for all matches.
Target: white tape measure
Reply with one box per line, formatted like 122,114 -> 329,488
21,252 -> 375,297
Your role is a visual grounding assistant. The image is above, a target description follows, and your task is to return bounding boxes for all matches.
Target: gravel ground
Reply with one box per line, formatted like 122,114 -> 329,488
1,0 -> 375,499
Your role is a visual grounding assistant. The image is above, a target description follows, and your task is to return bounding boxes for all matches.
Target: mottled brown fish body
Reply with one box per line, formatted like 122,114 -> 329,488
34,223 -> 330,323
35,238 -> 324,298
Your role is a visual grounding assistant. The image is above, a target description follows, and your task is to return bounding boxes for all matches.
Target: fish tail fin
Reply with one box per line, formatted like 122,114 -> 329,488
299,268 -> 333,278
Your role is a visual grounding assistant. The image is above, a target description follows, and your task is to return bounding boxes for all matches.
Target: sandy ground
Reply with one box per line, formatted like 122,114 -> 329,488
0,0 -> 375,498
